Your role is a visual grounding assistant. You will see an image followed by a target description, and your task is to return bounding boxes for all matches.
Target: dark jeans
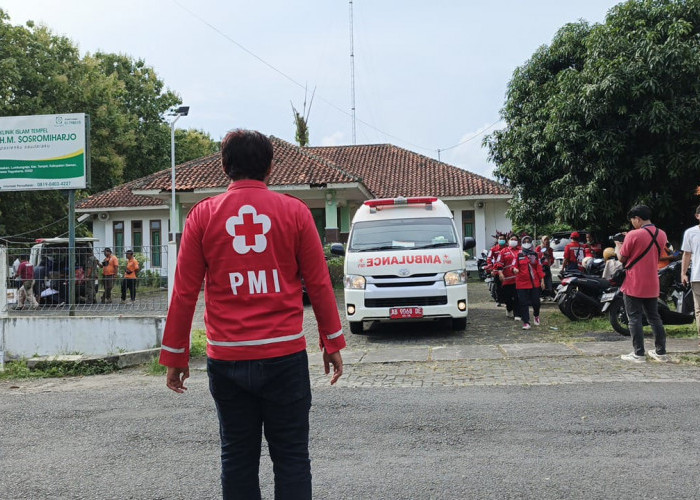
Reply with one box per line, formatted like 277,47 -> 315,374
121,279 -> 136,301
501,283 -> 519,314
623,294 -> 666,356
517,288 -> 541,325
542,266 -> 554,298
102,275 -> 115,302
208,350 -> 312,500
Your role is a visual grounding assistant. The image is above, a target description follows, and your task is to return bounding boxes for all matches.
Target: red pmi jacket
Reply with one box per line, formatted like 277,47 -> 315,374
494,246 -> 519,285
515,250 -> 545,289
160,180 -> 346,367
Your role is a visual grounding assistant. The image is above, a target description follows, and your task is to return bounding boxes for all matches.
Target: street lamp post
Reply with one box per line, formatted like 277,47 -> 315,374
169,106 -> 189,242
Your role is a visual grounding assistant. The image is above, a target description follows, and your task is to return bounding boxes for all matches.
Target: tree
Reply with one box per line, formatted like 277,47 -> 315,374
485,0 -> 700,239
291,86 -> 315,147
175,128 -> 220,164
0,11 -> 216,240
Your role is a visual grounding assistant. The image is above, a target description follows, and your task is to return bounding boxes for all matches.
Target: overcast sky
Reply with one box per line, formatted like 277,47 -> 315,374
2,0 -> 623,178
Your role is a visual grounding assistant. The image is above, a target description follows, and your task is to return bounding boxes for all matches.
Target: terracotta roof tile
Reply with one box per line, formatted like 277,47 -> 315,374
77,137 -> 508,210
305,144 -> 510,198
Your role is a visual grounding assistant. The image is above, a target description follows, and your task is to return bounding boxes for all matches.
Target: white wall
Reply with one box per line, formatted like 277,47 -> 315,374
445,199 -> 512,256
93,209 -> 169,271
1,316 -> 165,359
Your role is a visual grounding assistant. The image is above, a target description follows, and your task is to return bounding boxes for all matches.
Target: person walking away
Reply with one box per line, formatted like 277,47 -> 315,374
17,254 -> 34,293
487,233 -> 508,306
513,235 -> 544,329
100,248 -> 119,304
536,235 -> 554,299
121,250 -> 139,303
85,252 -> 100,304
563,232 -> 591,272
680,204 -> 700,348
617,205 -> 668,363
495,234 -> 521,320
159,129 -> 345,499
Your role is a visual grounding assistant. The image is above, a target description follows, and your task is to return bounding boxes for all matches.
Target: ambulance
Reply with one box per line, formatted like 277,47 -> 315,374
332,196 -> 475,334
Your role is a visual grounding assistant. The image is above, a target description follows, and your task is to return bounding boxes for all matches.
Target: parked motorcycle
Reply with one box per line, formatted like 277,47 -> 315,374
601,279 -> 694,336
554,271 -> 612,321
476,250 -> 489,281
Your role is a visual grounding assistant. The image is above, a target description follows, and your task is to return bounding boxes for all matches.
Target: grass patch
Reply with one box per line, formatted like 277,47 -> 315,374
544,306 -> 696,339
190,329 -> 207,357
678,354 -> 700,366
0,359 -> 117,380
146,356 -> 167,375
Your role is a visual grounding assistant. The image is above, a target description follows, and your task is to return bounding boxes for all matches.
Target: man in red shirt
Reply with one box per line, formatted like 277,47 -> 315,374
617,205 -> 667,363
563,231 -> 591,272
160,130 -> 345,499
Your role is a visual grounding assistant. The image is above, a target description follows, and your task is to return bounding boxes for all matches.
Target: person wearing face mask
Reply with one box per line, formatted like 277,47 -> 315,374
536,235 -> 554,299
513,235 -> 545,330
487,233 -> 508,306
494,234 -> 521,320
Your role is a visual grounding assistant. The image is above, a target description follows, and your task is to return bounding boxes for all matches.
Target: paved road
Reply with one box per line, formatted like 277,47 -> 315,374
2,280 -> 700,499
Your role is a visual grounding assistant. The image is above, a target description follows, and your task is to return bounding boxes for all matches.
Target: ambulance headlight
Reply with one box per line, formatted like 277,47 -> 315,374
344,274 -> 366,289
444,269 -> 467,286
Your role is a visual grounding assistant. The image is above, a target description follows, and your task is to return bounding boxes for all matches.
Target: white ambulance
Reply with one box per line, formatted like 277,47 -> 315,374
332,196 -> 475,334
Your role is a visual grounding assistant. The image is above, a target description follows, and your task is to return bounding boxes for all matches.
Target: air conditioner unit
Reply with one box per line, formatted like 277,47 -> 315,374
97,212 -> 110,221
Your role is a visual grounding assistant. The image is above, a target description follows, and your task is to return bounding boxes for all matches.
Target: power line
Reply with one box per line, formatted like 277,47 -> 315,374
169,0 -> 438,152
438,119 -> 503,155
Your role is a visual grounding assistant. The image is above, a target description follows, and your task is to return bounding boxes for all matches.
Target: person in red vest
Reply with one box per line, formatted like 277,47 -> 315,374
536,235 -> 554,299
486,233 -> 508,305
563,231 -> 591,272
159,129 -> 345,499
514,235 -> 545,330
494,233 -> 521,320
585,232 -> 603,259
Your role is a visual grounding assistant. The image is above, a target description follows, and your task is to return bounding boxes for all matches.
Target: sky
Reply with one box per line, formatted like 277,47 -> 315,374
2,0 -> 624,179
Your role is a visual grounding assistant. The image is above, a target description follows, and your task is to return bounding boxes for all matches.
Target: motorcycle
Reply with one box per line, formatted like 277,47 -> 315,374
600,274 -> 694,336
554,267 -> 612,321
476,250 -> 489,281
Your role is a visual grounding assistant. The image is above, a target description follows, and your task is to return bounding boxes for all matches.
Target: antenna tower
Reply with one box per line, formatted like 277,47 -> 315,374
349,0 -> 356,144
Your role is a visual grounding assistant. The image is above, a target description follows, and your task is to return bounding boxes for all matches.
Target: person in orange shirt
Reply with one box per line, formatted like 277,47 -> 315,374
121,249 -> 140,303
99,247 -> 119,304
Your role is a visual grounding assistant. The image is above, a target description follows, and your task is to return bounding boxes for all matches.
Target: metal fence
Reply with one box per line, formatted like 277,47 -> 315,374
4,245 -> 169,315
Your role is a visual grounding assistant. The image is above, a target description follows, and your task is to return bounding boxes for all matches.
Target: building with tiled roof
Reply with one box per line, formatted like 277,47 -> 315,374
77,136 -> 511,269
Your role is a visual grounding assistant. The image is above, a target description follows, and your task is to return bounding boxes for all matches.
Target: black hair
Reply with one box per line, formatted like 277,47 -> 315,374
627,205 -> 651,221
221,129 -> 273,181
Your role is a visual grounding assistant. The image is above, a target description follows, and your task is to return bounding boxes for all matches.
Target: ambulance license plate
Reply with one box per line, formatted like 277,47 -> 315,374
390,307 -> 423,319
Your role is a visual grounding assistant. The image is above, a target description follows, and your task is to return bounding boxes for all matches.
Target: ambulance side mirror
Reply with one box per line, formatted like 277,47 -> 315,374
463,237 -> 476,251
330,243 -> 345,257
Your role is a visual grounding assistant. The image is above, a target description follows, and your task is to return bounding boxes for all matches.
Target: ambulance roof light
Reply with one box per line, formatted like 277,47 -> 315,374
364,196 -> 437,208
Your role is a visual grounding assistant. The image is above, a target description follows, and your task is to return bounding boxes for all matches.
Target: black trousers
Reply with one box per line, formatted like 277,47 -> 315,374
121,279 -> 136,301
208,350 -> 312,500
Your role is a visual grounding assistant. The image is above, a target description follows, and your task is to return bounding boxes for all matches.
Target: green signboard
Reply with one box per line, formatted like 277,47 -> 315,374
0,113 -> 88,191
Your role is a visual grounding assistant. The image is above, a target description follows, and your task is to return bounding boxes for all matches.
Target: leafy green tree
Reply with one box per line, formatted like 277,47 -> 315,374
175,128 -> 220,163
0,11 -> 216,240
485,0 -> 700,238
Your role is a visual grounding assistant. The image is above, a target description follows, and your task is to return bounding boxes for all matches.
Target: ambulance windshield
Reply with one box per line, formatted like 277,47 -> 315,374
349,217 -> 458,252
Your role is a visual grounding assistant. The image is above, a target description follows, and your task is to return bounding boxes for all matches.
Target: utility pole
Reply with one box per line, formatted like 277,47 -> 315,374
349,0 -> 356,144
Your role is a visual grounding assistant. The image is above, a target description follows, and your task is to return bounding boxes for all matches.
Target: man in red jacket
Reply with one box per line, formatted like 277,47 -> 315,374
160,129 -> 346,499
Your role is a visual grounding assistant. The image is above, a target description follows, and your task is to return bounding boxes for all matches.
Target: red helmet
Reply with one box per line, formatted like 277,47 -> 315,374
570,231 -> 580,240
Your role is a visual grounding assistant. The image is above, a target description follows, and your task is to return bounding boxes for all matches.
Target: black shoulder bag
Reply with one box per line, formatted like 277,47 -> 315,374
611,227 -> 660,286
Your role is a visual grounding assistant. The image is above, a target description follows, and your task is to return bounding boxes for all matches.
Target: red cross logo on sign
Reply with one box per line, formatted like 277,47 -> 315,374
225,205 -> 271,254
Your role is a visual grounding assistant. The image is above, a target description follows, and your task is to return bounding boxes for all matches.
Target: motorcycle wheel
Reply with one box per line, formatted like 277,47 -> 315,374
608,300 -> 631,336
562,296 -> 595,321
